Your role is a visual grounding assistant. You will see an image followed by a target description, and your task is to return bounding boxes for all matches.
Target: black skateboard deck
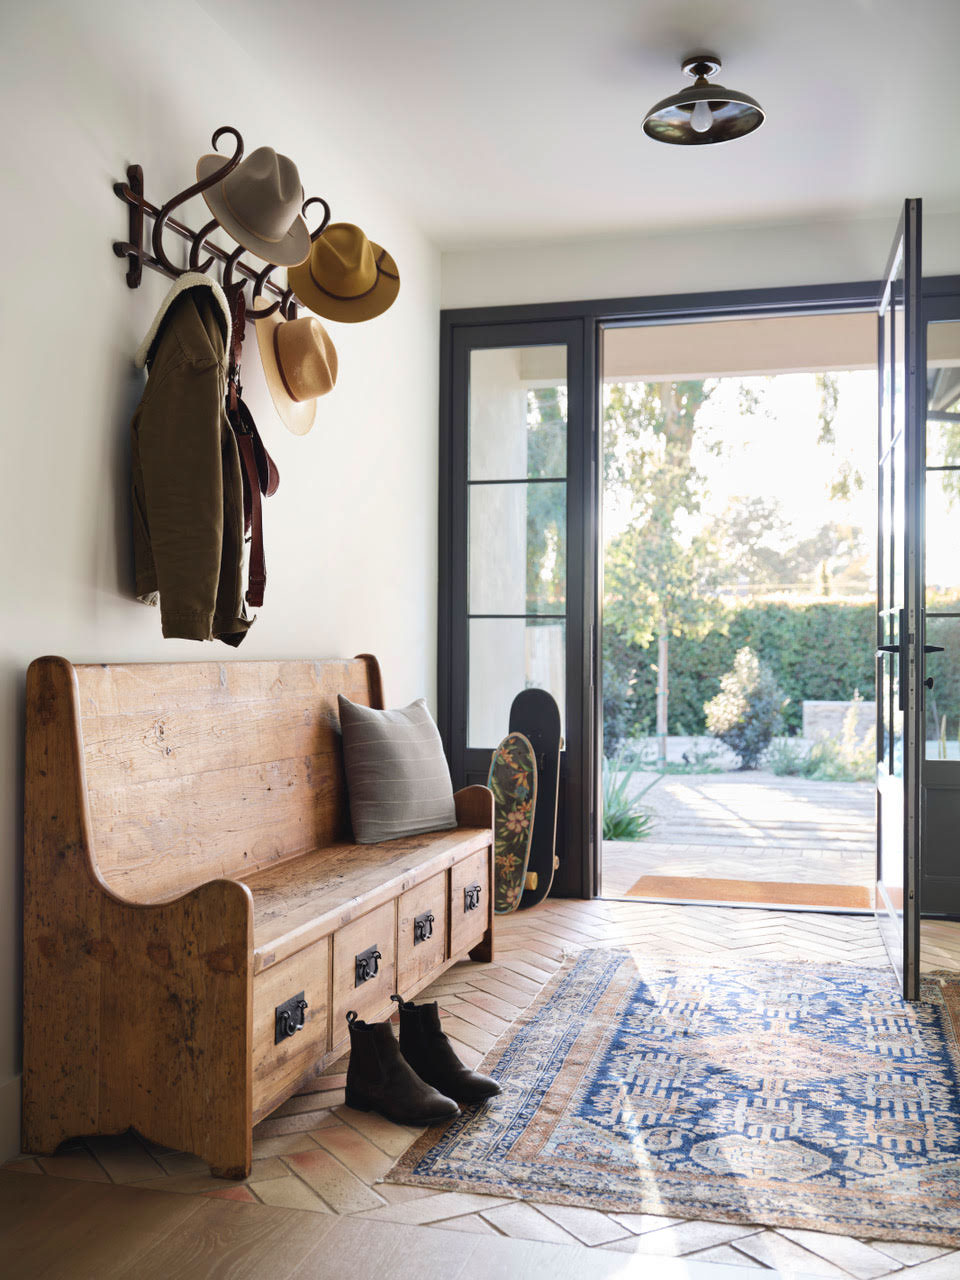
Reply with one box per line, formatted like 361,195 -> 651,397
509,689 -> 562,909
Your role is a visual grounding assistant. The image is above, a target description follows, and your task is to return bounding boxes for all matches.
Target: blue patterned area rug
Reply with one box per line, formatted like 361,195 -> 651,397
387,950 -> 960,1245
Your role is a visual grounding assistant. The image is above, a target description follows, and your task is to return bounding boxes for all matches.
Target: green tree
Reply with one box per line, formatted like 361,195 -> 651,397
525,386 -> 566,611
603,380 -> 721,761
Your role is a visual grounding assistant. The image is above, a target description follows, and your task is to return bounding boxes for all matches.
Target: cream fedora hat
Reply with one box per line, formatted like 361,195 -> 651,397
287,222 -> 399,323
253,305 -> 338,436
197,146 -> 311,267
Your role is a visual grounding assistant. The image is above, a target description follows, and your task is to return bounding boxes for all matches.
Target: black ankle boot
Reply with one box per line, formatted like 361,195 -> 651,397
393,996 -> 502,1105
344,1011 -> 460,1126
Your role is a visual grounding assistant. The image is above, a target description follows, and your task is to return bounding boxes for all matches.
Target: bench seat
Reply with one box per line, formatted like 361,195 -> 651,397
241,826 -> 493,971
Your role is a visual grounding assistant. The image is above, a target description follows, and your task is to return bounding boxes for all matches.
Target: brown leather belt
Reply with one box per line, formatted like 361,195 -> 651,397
224,285 -> 279,609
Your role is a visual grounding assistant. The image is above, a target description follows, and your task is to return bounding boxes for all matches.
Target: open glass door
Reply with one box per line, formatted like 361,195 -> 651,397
876,199 -> 924,999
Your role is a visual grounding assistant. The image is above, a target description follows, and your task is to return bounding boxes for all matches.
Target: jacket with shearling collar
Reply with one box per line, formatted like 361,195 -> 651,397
131,273 -> 253,646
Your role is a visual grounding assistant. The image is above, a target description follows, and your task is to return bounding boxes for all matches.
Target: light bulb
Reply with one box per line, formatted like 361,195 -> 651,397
690,99 -> 713,133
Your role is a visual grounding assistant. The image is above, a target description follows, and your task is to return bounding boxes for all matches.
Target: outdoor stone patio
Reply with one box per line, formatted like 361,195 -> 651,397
603,769 -> 874,899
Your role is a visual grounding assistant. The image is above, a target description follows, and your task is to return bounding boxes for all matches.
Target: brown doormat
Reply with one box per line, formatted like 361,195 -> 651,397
624,874 -> 873,910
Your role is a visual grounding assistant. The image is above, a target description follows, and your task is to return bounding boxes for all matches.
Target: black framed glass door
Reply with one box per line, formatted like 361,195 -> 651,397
921,303 -> 960,917
876,199 -> 924,999
438,318 -> 595,897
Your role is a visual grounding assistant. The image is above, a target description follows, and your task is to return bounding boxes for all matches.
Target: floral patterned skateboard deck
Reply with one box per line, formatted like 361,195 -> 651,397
487,731 -> 538,915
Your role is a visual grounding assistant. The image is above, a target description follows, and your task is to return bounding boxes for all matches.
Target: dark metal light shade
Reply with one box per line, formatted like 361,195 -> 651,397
643,56 -> 764,146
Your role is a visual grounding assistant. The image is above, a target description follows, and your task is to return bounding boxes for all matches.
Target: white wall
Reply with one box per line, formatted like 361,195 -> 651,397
0,0 -> 441,1159
441,209 -> 960,310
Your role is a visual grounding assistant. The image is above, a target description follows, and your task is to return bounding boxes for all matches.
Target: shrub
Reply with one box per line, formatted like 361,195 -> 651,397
766,696 -> 874,782
704,647 -> 785,770
602,749 -> 656,841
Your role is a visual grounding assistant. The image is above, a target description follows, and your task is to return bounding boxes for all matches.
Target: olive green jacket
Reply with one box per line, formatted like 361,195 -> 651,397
131,274 -> 253,646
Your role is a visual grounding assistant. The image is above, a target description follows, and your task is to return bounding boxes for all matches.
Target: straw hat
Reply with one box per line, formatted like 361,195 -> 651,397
197,146 -> 310,267
287,223 -> 399,323
252,304 -> 338,436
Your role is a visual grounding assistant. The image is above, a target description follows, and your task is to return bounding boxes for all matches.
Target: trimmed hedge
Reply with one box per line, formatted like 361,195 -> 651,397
607,601 -> 877,739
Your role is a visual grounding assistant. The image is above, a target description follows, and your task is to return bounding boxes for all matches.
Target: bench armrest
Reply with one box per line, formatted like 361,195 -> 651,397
454,784 -> 494,830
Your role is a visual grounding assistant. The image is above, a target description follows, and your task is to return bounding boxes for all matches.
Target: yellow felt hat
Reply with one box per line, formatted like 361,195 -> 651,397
288,222 -> 400,323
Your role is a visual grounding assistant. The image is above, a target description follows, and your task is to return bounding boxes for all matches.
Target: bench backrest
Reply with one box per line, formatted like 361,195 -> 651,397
72,656 -> 383,903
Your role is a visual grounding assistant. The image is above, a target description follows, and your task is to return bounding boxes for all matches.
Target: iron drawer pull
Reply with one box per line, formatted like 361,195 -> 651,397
413,911 -> 435,945
355,946 -> 381,986
464,883 -> 482,912
274,992 -> 308,1044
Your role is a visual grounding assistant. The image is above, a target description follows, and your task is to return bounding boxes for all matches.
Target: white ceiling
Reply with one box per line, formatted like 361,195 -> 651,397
202,0 -> 960,250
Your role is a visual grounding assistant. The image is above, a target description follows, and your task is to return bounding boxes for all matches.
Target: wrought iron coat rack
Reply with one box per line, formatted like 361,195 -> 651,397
113,126 -> 330,319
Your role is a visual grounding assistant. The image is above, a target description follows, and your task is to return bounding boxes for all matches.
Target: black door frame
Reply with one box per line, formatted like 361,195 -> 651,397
438,273 -> 960,902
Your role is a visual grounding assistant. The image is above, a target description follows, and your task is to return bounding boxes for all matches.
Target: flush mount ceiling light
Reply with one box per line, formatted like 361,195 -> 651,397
643,55 -> 764,145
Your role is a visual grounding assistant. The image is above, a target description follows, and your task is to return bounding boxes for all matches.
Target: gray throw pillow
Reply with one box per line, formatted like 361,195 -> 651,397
338,695 -> 458,844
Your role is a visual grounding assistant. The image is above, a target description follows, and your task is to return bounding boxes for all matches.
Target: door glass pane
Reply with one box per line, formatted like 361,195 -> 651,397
925,470 -> 960,604
469,347 -> 568,481
924,616 -> 960,759
469,482 -> 566,616
468,618 -> 565,748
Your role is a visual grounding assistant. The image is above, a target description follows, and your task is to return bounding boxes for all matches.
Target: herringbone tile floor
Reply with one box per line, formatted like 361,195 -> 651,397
6,899 -> 960,1278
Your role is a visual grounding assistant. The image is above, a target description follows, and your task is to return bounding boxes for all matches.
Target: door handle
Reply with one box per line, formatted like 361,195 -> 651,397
924,644 -> 944,654
876,645 -> 899,656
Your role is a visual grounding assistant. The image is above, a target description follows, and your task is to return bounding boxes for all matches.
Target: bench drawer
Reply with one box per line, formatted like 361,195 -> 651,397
450,848 -> 490,958
331,901 -> 397,1054
252,934 -> 330,1124
397,872 -> 448,992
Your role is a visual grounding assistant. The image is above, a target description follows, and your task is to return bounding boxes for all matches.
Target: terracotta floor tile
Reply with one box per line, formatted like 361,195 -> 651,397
83,1133 -> 165,1184
882,1255 -> 960,1280
607,1211 -> 683,1235
431,1213 -> 502,1236
248,1174 -> 335,1213
336,1106 -> 423,1156
480,1202 -> 580,1245
601,1219 -> 759,1256
780,1227 -> 902,1278
38,1151 -> 111,1183
869,1240 -> 952,1265
250,1132 -> 321,1160
245,1156 -> 291,1184
688,1242 -> 769,1268
272,1089 -> 345,1117
375,1183 -> 444,1205
532,1201 -> 633,1246
356,1191 -> 511,1225
732,1229 -> 852,1276
205,1185 -> 259,1202
151,1150 -> 209,1177
283,1146 -> 385,1214
2,1158 -> 42,1175
310,1124 -> 396,1184
253,1110 -> 337,1139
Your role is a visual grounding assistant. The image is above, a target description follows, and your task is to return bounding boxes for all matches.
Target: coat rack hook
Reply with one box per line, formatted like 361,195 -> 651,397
303,196 -> 331,242
152,126 -> 244,278
189,218 -> 219,272
281,288 -> 298,320
221,242 -> 245,292
247,262 -> 282,318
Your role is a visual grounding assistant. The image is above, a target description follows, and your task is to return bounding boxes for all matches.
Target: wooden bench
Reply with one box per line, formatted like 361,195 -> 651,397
22,655 -> 494,1178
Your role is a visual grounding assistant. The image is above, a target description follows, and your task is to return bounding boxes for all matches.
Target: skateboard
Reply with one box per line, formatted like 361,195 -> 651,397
509,690 -> 562,909
487,731 -> 538,915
